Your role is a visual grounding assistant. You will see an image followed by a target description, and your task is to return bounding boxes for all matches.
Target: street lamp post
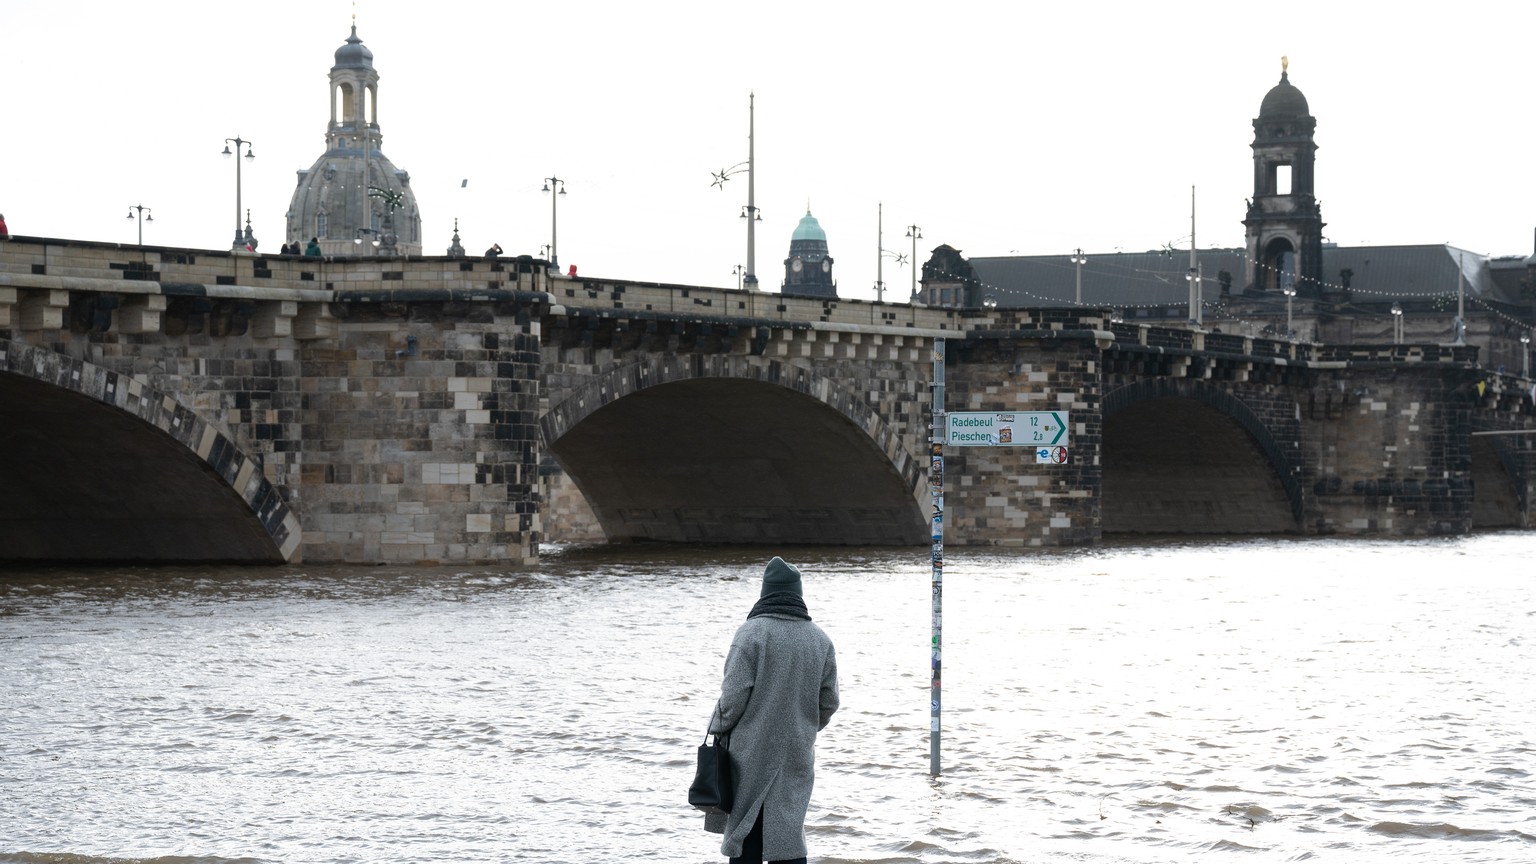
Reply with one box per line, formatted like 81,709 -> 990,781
1070,248 -> 1087,305
126,204 -> 153,246
1391,302 -> 1404,345
1283,284 -> 1296,340
711,94 -> 760,290
732,264 -> 745,292
906,225 -> 923,302
1522,332 -> 1531,377
875,203 -> 906,303
542,176 -> 566,269
222,137 -> 254,251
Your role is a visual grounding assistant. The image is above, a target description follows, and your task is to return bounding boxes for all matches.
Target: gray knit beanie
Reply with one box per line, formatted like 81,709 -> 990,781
760,556 -> 803,598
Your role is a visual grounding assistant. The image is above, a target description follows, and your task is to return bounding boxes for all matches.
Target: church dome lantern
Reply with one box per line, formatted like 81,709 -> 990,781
333,26 -> 375,69
286,23 -> 421,257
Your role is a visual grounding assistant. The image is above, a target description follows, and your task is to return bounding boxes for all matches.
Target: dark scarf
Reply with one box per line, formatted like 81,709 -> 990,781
748,591 -> 811,621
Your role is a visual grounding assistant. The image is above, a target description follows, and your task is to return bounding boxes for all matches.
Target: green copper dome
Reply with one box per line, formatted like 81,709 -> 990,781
792,211 -> 826,243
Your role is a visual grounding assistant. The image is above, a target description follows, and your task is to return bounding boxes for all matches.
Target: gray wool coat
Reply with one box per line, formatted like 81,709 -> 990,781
704,612 -> 839,860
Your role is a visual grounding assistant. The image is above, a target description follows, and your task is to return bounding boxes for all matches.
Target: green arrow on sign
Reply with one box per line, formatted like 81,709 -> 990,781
1049,412 -> 1066,445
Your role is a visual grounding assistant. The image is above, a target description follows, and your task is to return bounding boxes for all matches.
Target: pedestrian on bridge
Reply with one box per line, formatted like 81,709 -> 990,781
705,557 -> 839,864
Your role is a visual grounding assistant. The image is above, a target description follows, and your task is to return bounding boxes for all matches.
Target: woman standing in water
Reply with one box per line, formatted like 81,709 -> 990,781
705,557 -> 840,864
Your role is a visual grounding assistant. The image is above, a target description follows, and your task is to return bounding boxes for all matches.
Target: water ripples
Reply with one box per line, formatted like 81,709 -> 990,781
2,537 -> 1535,862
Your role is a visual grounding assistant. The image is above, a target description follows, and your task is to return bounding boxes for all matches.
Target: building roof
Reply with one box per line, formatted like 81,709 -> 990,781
792,211 -> 826,243
1324,244 -> 1495,301
1259,70 -> 1309,118
969,249 -> 1247,309
965,244 -> 1503,310
334,25 -> 374,70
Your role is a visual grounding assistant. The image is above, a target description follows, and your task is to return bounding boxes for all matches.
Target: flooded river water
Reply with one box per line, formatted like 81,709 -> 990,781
2,534 -> 1533,863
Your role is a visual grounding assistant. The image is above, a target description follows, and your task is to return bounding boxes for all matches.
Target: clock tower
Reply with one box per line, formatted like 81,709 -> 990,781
781,210 -> 837,299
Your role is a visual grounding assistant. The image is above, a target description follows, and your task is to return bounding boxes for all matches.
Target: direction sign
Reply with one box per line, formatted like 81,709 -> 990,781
946,411 -> 1069,447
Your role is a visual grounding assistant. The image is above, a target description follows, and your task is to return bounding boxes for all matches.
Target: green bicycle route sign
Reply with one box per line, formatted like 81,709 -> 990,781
945,411 -> 1069,447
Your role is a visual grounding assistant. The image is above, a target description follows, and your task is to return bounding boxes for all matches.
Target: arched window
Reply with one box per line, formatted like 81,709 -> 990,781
336,83 -> 356,124
1263,238 -> 1296,293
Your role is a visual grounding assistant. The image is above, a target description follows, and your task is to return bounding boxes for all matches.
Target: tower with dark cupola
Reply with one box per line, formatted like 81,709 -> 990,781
781,210 -> 837,298
285,24 -> 421,256
1243,57 -> 1325,298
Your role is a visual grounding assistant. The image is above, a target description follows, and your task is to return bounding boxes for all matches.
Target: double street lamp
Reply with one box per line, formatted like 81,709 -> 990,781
874,202 -> 906,303
1391,302 -> 1404,345
126,204 -> 152,246
905,225 -> 923,301
711,93 -> 759,290
543,176 -> 566,269
222,136 -> 254,251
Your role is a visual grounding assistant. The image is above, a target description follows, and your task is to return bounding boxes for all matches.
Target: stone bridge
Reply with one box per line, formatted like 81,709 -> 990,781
2,237 -> 1532,565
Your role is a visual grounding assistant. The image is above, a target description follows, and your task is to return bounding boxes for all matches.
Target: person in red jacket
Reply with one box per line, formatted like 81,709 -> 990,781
0,213 -> 10,239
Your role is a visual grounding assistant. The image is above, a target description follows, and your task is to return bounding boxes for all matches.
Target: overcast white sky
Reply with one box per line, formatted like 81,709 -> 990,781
3,1 -> 1532,299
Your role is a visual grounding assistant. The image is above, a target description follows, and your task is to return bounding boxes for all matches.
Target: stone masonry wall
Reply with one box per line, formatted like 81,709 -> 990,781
1299,366 -> 1483,535
297,310 -> 542,564
942,336 -> 1103,546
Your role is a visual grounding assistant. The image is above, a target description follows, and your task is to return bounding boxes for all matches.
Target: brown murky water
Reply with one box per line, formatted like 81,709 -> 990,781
2,535 -> 1534,863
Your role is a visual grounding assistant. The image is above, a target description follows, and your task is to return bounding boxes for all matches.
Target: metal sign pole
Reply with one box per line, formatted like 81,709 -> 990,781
929,337 -> 945,776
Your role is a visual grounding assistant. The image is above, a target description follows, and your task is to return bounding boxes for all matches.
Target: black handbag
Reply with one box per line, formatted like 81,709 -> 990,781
688,705 -> 734,814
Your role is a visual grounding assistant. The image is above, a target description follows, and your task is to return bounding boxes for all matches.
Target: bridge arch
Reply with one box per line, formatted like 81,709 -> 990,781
0,340 -> 300,563
1102,377 -> 1304,533
1470,428 -> 1529,529
539,355 -> 928,545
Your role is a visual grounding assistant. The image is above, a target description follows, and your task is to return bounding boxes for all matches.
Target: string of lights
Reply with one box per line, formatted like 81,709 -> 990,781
939,247 -> 1535,332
